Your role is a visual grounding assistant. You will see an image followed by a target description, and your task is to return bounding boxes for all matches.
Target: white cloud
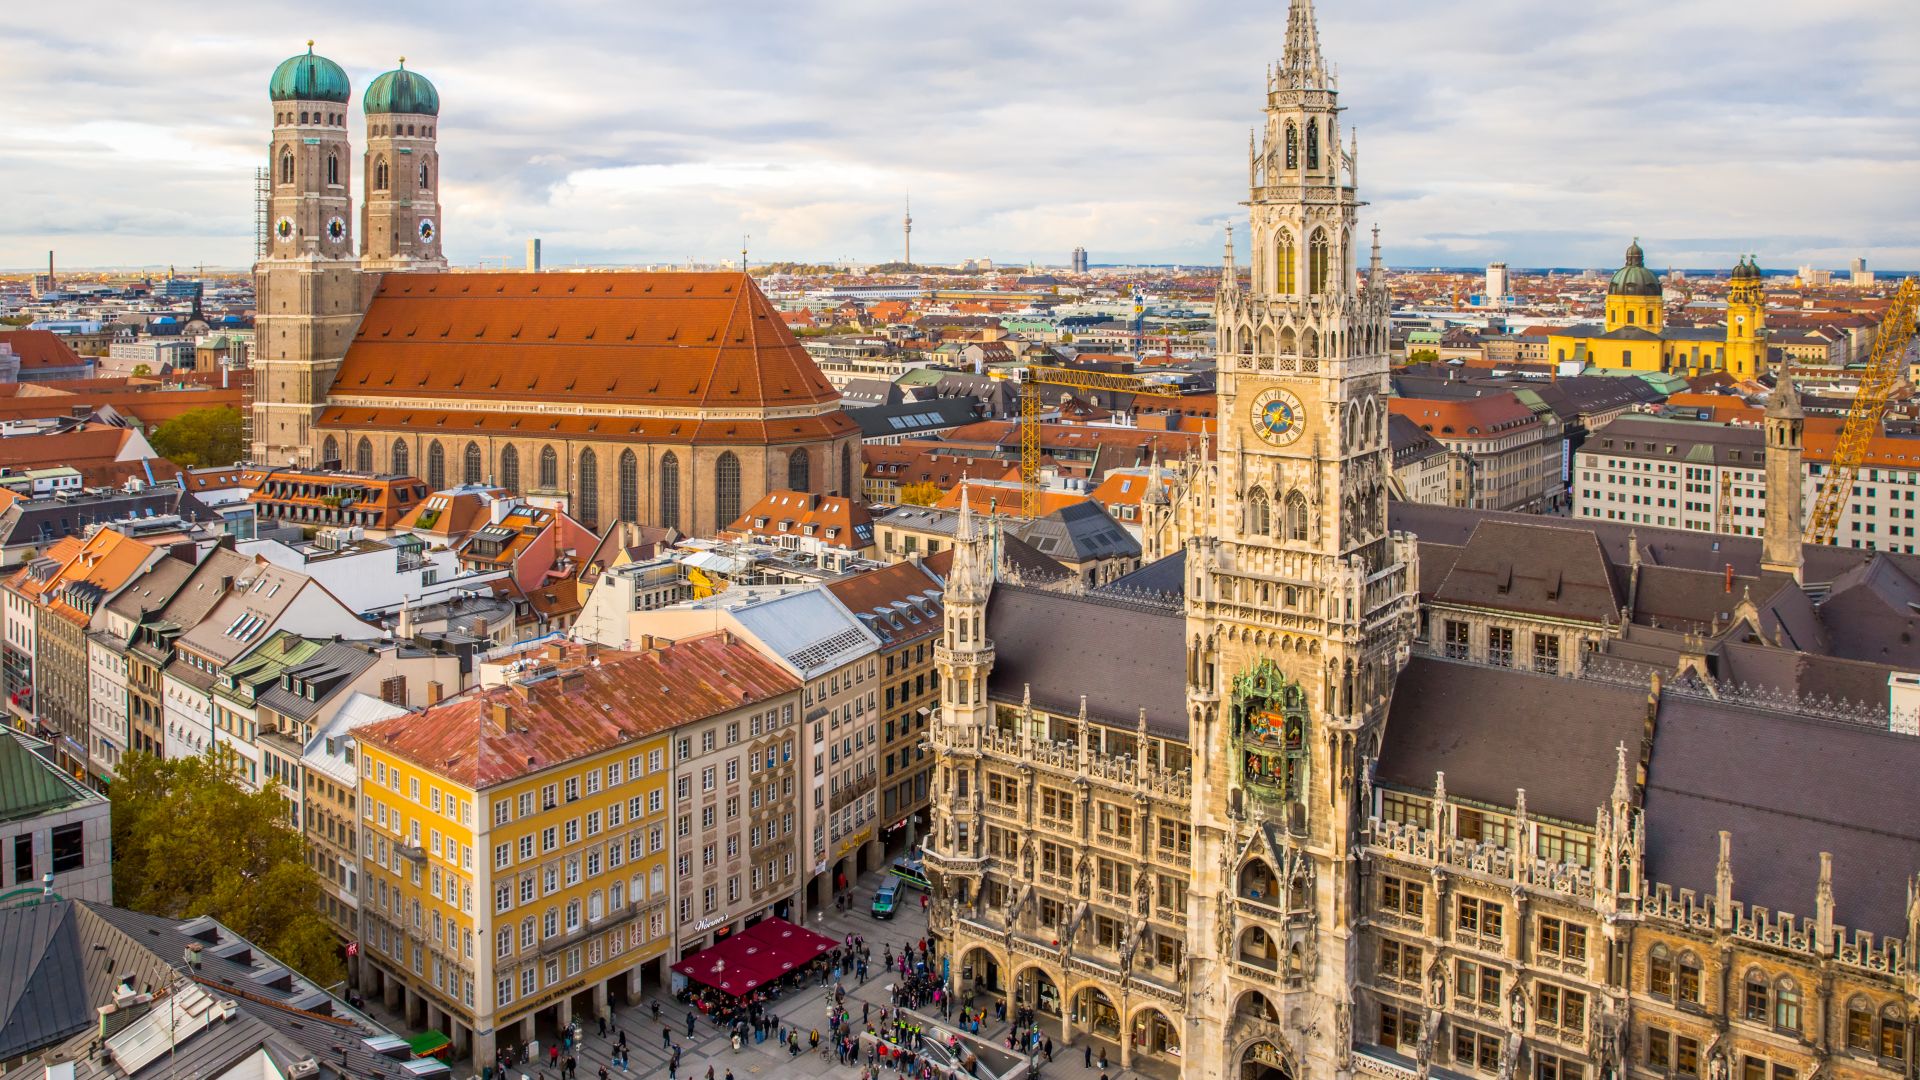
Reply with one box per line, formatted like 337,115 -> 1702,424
0,0 -> 1913,270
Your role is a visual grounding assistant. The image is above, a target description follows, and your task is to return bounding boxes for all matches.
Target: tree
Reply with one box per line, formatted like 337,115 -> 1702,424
1406,349 -> 1440,364
898,481 -> 943,506
111,753 -> 344,985
148,405 -> 243,467
130,363 -> 152,377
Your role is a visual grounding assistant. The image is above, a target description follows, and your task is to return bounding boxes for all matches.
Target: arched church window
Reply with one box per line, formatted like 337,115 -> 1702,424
715,451 -> 742,527
1309,229 -> 1331,294
463,442 -> 483,485
426,442 -> 446,490
326,152 -> 339,186
355,437 -> 373,473
1284,491 -> 1309,541
391,439 -> 409,476
1882,1006 -> 1908,1059
840,442 -> 853,497
1774,979 -> 1802,1034
279,148 -> 294,185
538,445 -> 558,490
617,449 -> 639,522
374,158 -> 389,191
1246,488 -> 1270,535
1275,232 -> 1297,296
419,162 -> 430,190
499,445 -> 520,494
577,449 -> 599,526
321,436 -> 339,467
1306,118 -> 1320,170
788,449 -> 810,493
658,452 -> 681,530
1285,122 -> 1298,170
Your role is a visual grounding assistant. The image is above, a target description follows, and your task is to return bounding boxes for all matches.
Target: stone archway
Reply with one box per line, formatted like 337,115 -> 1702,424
1239,1039 -> 1294,1080
1127,1003 -> 1182,1071
1070,983 -> 1121,1041
957,945 -> 1004,999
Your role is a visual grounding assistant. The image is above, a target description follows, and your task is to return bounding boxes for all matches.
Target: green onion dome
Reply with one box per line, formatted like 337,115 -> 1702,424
269,43 -> 351,104
365,59 -> 440,116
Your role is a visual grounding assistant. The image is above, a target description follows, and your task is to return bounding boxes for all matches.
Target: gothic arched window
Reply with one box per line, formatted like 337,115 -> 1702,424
715,451 -> 742,527
577,449 -> 599,525
321,436 -> 339,467
538,445 -> 558,490
499,445 -> 520,494
1306,118 -> 1320,171
418,162 -> 431,190
1774,979 -> 1801,1034
1676,952 -> 1702,1003
374,158 -> 389,191
1847,998 -> 1875,1051
1882,1006 -> 1908,1059
463,442 -> 483,485
279,148 -> 294,185
617,449 -> 639,522
1308,228 -> 1332,295
658,452 -> 681,530
355,437 -> 373,473
1246,488 -> 1270,535
326,152 -> 339,186
840,442 -> 853,498
1648,945 -> 1674,998
391,439 -> 409,476
1284,491 -> 1309,541
1742,969 -> 1769,1022
426,442 -> 446,490
1275,232 -> 1297,296
1285,123 -> 1298,171
788,449 -> 810,493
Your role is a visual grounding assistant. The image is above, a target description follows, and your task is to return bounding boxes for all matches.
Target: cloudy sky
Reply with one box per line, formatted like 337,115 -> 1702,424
4,0 -> 1915,272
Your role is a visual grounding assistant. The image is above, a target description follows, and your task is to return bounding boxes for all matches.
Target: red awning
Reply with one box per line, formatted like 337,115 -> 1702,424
670,917 -> 838,998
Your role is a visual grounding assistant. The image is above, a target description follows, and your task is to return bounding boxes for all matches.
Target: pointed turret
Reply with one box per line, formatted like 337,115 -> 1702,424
1762,368 -> 1805,580
1280,0 -> 1327,89
1221,224 -> 1238,295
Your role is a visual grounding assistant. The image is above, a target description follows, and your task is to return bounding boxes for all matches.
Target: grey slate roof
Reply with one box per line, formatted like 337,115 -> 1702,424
1024,501 -> 1140,563
1643,695 -> 1920,939
255,640 -> 380,721
1377,656 -> 1651,825
985,584 -> 1186,737
1096,550 -> 1186,600
850,397 -> 978,439
0,902 -> 92,1061
1430,520 -> 1621,623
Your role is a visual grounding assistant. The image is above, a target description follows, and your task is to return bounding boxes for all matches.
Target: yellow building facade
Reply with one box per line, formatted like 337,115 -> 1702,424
1547,241 -> 1770,379
353,636 -> 799,1067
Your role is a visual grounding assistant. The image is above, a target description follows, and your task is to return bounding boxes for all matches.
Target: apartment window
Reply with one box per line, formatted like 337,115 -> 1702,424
1537,916 -> 1586,963
1774,979 -> 1802,1034
1381,791 -> 1431,828
1443,619 -> 1469,659
1039,786 -> 1073,822
1487,626 -> 1514,667
1455,959 -> 1502,1007
49,824 -> 84,873
1532,633 -> 1561,674
1648,944 -> 1674,998
1743,970 -> 1769,1022
1536,1054 -> 1584,1080
1379,1002 -> 1416,1051
1378,938 -> 1422,983
1381,876 -> 1426,919
1454,1027 -> 1501,1074
1536,984 -> 1585,1032
1457,896 -> 1503,940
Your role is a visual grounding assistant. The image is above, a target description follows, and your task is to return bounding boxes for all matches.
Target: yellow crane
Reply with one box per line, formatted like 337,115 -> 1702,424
1806,276 -> 1920,545
1015,363 -> 1190,518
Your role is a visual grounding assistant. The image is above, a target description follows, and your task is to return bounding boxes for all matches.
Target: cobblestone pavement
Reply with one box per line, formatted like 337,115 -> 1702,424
367,866 -> 1167,1079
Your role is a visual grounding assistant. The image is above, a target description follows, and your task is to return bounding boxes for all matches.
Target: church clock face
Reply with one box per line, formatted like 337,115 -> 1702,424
325,216 -> 346,245
1251,386 -> 1306,447
274,217 -> 294,244
417,218 -> 435,244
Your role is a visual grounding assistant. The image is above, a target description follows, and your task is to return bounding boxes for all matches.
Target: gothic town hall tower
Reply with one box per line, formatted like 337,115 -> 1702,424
1183,1 -> 1418,1075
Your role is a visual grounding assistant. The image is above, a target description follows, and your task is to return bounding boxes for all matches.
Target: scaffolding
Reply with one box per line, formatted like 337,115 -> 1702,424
253,167 -> 270,260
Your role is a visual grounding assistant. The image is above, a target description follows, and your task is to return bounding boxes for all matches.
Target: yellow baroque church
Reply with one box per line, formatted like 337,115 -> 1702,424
1545,240 -> 1771,380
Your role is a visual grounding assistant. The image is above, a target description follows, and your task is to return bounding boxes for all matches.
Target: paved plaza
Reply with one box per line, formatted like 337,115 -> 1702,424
362,865 -> 1169,1080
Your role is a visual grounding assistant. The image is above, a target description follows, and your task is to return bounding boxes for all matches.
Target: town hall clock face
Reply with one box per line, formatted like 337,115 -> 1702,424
1251,386 -> 1306,447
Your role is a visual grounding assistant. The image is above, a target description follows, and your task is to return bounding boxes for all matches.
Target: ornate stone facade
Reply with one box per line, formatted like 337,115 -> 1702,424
921,6 -> 1920,1080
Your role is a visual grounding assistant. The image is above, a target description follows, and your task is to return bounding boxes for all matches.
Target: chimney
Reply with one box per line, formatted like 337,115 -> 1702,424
584,643 -> 599,662
515,679 -> 540,705
491,699 -> 512,725
640,634 -> 655,651
426,680 -> 444,706
546,642 -> 566,662
472,617 -> 488,639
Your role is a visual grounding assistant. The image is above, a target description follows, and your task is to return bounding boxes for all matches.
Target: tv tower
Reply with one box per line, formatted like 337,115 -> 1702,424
903,195 -> 913,268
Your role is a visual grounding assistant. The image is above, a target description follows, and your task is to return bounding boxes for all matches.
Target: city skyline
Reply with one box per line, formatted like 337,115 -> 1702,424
4,0 -> 1916,271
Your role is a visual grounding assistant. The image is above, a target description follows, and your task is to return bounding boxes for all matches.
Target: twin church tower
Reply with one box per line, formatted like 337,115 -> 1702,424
253,45 -> 445,465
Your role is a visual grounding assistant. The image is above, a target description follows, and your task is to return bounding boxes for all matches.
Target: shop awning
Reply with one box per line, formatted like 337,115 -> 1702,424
670,917 -> 838,998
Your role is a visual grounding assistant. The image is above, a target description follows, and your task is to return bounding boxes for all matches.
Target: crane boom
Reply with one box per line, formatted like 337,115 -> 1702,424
1017,364 -> 1189,519
1806,276 -> 1919,546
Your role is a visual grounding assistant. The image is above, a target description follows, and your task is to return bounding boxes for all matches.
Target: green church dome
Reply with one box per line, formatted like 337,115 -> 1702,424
270,43 -> 351,104
1730,255 -> 1761,282
1608,238 -> 1662,297
365,60 -> 440,116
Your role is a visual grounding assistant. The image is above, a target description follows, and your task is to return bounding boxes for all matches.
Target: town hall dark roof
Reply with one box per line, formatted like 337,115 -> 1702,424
1643,695 -> 1920,939
985,585 -> 1186,738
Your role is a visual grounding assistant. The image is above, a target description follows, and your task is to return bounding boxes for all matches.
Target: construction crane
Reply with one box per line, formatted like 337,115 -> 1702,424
1015,363 -> 1189,518
1806,276 -> 1920,546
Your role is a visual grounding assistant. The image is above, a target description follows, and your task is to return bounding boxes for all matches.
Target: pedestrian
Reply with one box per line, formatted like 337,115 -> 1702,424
599,1068 -> 609,1080
598,1015 -> 606,1038
661,1027 -> 671,1049
1084,1045 -> 1093,1068
686,1012 -> 697,1037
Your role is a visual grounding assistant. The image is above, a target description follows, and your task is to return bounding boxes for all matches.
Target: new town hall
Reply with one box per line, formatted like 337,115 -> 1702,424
924,4 -> 1920,1080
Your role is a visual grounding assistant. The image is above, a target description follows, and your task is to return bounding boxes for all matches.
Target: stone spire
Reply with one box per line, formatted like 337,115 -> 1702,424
1221,224 -> 1238,294
1280,0 -> 1327,89
1761,367 -> 1805,581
